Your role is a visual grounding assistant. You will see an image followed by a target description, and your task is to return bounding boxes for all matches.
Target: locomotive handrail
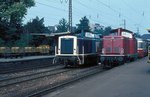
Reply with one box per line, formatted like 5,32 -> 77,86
82,46 -> 84,64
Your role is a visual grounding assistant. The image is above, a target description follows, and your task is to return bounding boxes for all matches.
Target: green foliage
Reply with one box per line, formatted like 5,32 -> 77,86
94,28 -> 104,35
0,0 -> 35,46
31,36 -> 49,47
15,33 -> 33,47
24,16 -> 50,46
0,38 -> 5,47
56,18 -> 68,33
94,26 -> 112,36
103,26 -> 112,36
24,16 -> 50,33
76,16 -> 91,32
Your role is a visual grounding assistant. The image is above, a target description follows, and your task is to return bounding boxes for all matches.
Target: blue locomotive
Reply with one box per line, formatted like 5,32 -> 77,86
54,32 -> 102,67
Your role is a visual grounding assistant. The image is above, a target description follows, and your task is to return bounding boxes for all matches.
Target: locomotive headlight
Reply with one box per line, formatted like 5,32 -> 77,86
58,49 -> 60,54
74,49 -> 76,54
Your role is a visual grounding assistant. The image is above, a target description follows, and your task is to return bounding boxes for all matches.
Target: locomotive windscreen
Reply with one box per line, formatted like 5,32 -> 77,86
138,42 -> 144,49
61,38 -> 74,54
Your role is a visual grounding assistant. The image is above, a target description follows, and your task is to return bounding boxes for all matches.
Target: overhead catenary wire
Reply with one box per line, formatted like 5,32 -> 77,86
36,0 -> 120,27
27,0 -> 149,34
35,1 -> 67,12
74,0 -> 120,27
95,0 -> 148,31
121,0 -> 147,30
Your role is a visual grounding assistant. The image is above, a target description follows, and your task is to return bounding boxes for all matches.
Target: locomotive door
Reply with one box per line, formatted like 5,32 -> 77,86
104,37 -> 113,54
113,37 -> 122,54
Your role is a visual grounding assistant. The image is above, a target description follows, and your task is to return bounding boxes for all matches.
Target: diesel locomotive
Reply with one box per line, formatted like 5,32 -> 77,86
100,28 -> 138,67
54,28 -> 148,68
54,32 -> 102,67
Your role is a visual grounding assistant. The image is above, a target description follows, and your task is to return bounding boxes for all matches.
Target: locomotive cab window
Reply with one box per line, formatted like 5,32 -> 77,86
121,31 -> 132,38
138,42 -> 144,48
110,32 -> 119,36
61,38 -> 74,54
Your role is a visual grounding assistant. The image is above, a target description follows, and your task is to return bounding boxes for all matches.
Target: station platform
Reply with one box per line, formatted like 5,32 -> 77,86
0,55 -> 54,63
44,57 -> 150,97
0,55 -> 55,74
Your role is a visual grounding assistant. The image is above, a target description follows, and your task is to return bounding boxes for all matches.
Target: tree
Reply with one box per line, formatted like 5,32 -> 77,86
94,27 -> 104,35
93,26 -> 111,36
0,38 -> 5,47
24,16 -> 50,46
0,0 -> 35,46
24,16 -> 50,33
56,18 -> 68,33
76,16 -> 91,32
103,26 -> 112,36
15,33 -> 33,47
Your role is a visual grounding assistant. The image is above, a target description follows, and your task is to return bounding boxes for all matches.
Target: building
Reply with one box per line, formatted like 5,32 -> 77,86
48,26 -> 57,33
90,23 -> 104,32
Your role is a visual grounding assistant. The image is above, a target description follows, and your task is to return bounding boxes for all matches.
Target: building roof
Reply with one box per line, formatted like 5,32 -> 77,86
30,32 -> 72,37
141,34 -> 150,40
147,29 -> 150,33
110,28 -> 133,34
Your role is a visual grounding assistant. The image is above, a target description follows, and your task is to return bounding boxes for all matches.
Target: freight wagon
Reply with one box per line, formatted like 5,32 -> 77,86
0,45 -> 50,58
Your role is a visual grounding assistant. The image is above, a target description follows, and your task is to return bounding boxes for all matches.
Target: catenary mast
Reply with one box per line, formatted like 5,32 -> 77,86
68,0 -> 72,32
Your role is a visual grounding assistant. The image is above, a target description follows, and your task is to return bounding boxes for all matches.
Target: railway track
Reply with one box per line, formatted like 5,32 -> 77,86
28,66 -> 104,97
0,65 -> 67,88
0,65 -> 104,97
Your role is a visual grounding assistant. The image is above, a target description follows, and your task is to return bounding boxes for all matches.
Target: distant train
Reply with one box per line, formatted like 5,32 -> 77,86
54,32 -> 102,67
137,38 -> 148,58
54,28 -> 148,68
0,45 -> 50,58
148,46 -> 150,63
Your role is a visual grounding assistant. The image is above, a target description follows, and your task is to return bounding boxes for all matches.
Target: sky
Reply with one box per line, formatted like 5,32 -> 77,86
23,0 -> 150,35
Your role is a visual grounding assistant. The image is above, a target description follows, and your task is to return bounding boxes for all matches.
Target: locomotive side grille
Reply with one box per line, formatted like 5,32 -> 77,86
106,47 -> 111,53
114,47 -> 120,53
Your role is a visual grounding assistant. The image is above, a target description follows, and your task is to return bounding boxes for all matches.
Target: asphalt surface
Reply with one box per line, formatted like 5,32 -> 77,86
43,57 -> 150,97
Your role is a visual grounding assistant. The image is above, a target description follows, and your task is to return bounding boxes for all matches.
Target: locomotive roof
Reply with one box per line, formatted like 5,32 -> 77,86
110,28 -> 133,34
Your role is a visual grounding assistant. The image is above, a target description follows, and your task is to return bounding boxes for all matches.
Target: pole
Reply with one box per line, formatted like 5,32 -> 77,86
137,27 -> 139,33
123,19 -> 126,29
68,0 -> 72,33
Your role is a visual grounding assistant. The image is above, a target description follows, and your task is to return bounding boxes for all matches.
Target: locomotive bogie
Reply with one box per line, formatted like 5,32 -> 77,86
101,55 -> 125,67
